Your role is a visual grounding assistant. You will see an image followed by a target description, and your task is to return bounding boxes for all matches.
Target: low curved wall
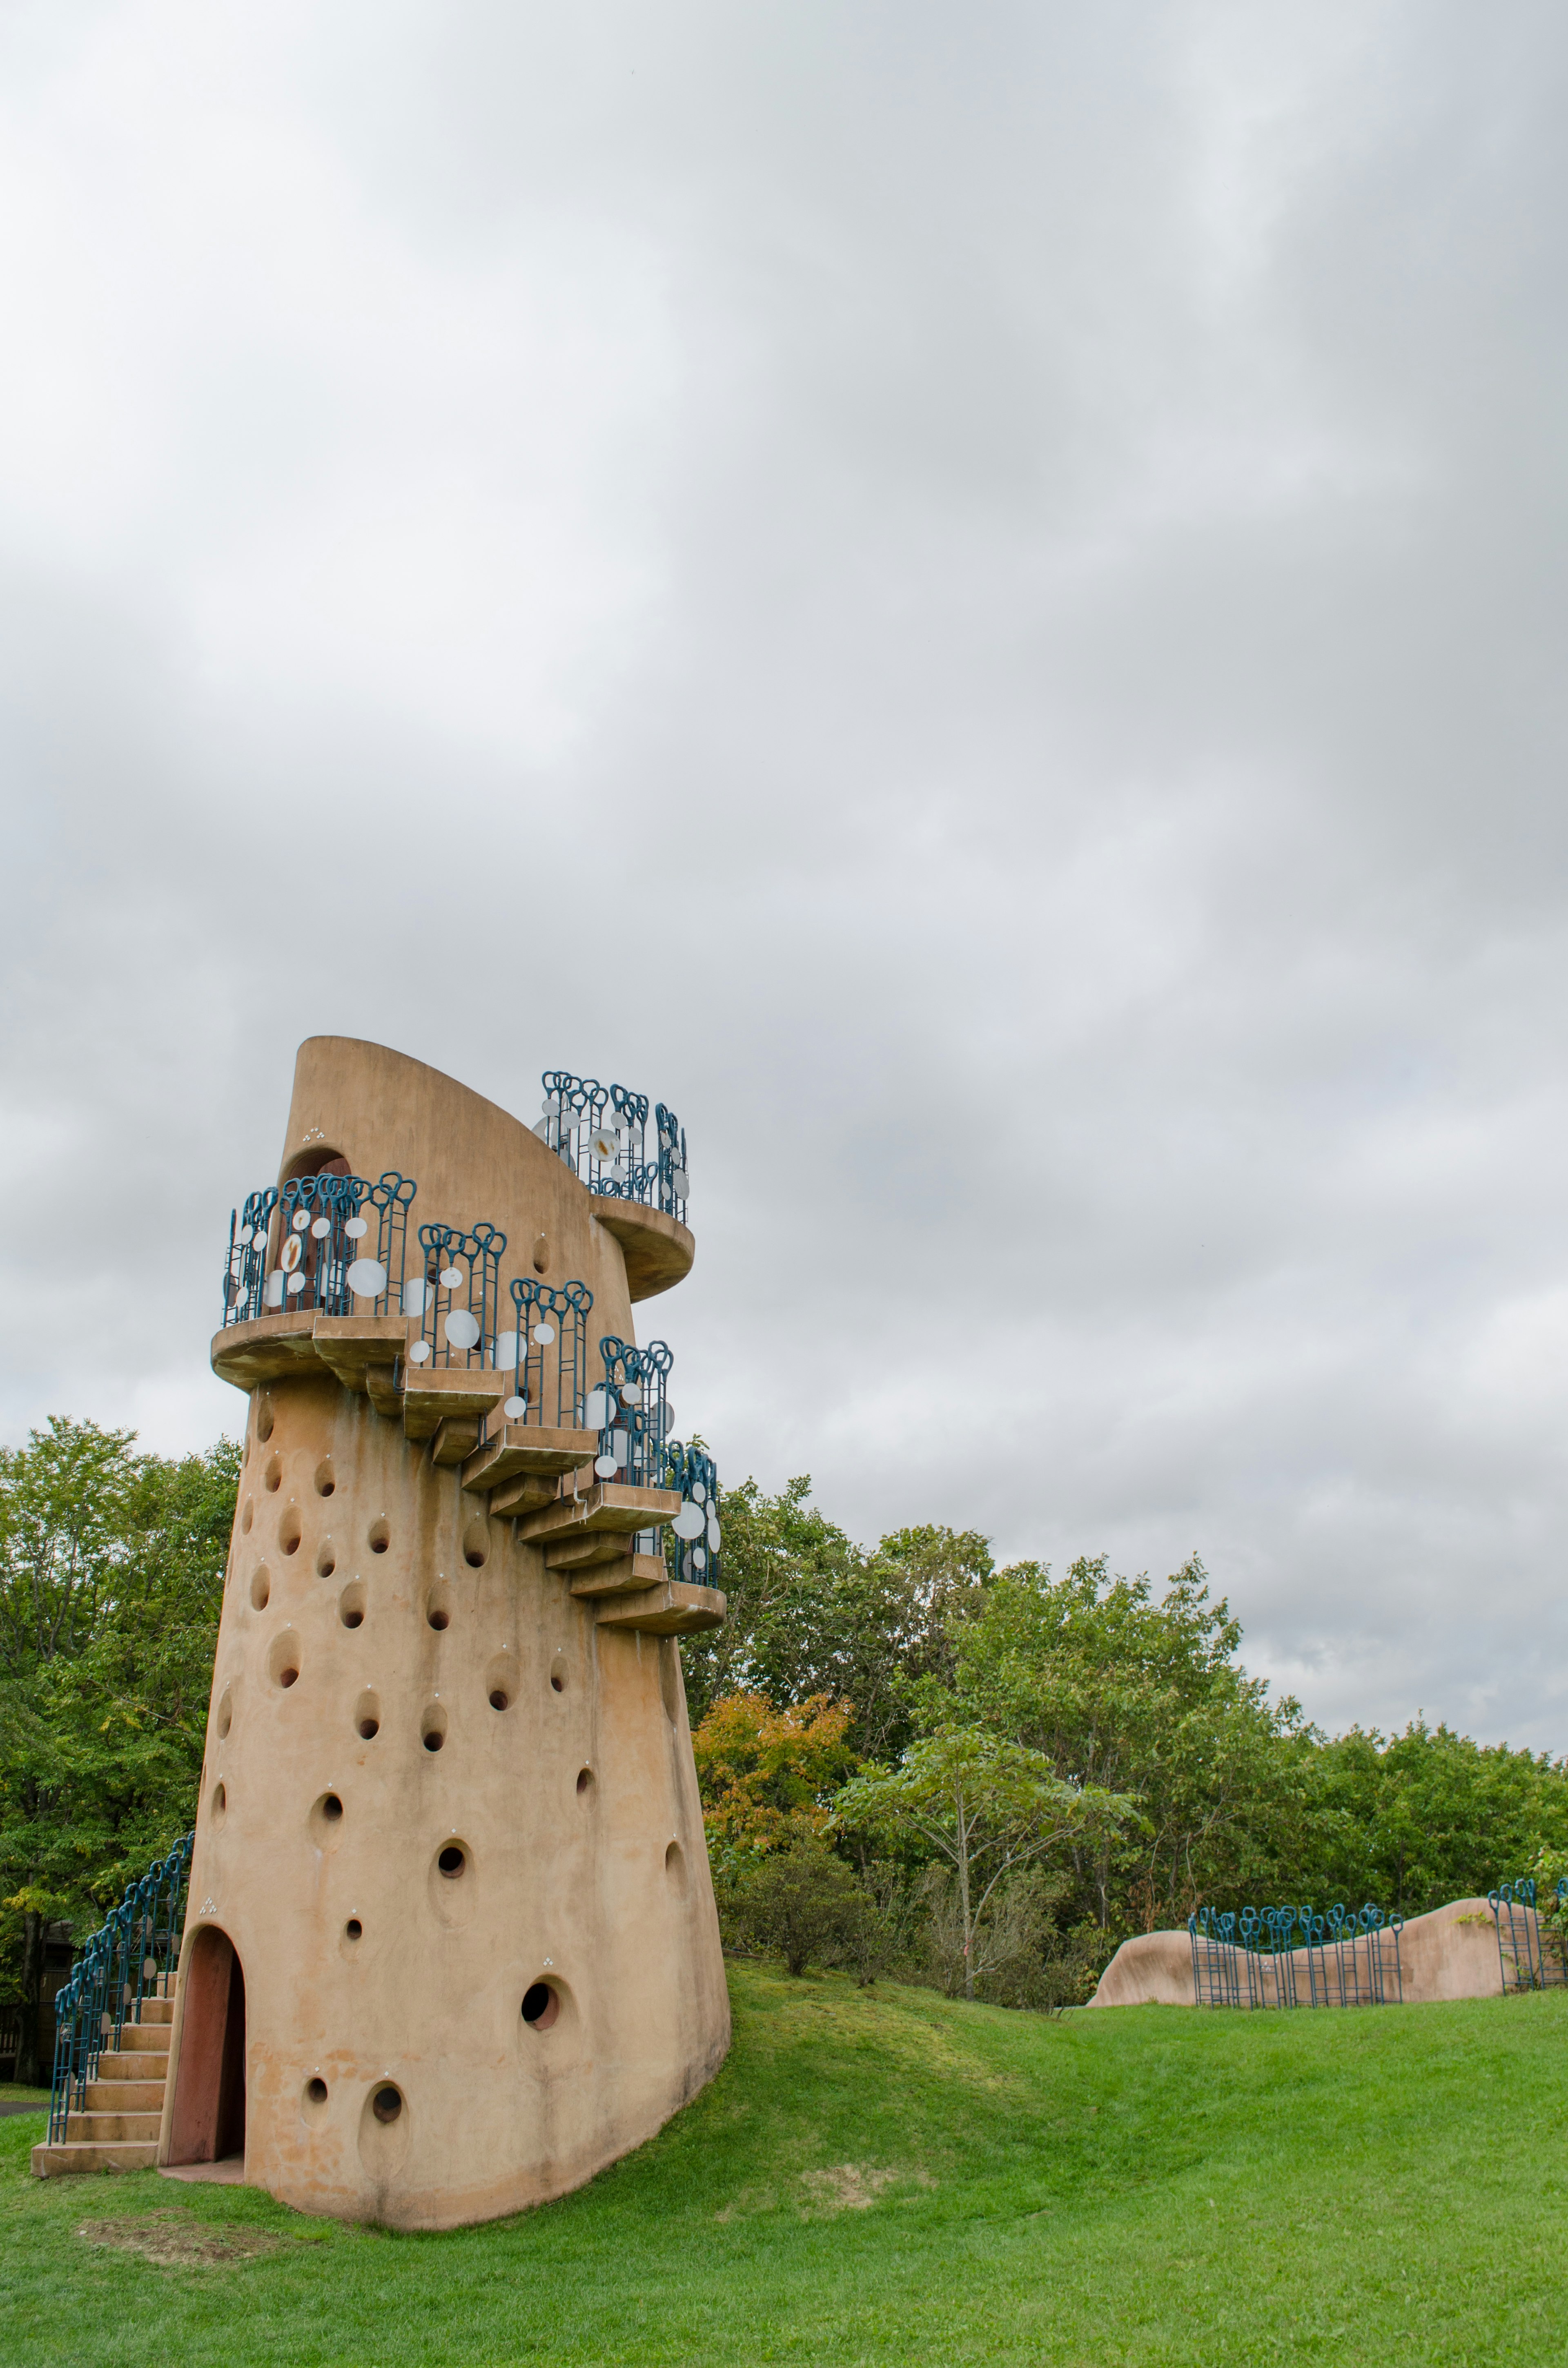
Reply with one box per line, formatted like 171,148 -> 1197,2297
1088,1897 -> 1506,2010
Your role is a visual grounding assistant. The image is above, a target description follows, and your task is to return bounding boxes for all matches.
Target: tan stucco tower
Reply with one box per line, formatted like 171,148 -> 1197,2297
158,1038 -> 729,2228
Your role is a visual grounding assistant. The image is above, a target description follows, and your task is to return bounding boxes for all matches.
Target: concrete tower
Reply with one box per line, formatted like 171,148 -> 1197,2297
157,1039 -> 730,2228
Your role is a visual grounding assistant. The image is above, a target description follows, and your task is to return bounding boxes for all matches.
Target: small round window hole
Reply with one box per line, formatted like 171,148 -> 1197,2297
372,2085 -> 403,2125
521,1983 -> 561,2031
345,1918 -> 363,1941
437,1844 -> 466,1879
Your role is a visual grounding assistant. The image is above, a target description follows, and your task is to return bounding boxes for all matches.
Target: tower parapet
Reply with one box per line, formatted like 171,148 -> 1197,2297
159,1038 -> 729,2228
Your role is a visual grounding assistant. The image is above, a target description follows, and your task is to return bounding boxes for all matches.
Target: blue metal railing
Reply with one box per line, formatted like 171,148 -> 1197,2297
587,1335 -> 674,1490
221,1171 -> 416,1328
1188,1902 -> 1404,2009
499,1278 -> 594,1426
664,1440 -> 722,1591
535,1071 -> 689,1226
404,1220 -> 507,1370
1490,1878 -> 1568,1992
49,1834 -> 192,2144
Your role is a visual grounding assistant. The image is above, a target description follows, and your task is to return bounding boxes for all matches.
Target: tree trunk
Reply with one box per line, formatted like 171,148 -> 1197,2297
17,1909 -> 45,2089
957,1815 -> 975,2002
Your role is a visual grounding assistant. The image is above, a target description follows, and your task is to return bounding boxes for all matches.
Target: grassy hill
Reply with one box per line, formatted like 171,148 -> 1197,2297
5,1963 -> 1568,2365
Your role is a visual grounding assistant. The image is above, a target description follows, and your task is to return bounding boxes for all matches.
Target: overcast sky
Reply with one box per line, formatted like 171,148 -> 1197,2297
1,1 -> 1564,1749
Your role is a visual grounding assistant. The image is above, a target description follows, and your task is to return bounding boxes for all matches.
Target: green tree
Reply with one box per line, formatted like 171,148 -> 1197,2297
833,1728 -> 1131,2000
0,1419 -> 238,2078
682,1476 -> 990,1759
947,1554 -> 1308,1930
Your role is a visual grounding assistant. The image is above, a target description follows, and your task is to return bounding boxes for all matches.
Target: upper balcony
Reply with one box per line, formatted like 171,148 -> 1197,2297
532,1071 -> 692,1298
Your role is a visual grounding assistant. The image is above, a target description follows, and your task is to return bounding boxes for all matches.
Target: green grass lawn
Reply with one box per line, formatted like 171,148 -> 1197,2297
4,1964 -> 1566,2366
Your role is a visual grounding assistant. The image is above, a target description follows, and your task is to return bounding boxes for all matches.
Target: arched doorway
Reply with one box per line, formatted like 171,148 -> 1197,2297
166,1926 -> 246,2166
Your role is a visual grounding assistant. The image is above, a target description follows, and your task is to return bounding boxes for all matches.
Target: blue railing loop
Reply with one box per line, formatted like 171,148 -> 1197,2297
662,1440 -> 722,1590
1188,1900 -> 1403,2011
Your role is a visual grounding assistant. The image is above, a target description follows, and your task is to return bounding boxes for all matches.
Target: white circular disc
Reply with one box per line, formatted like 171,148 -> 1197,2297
279,1235 -> 303,1273
503,1395 -> 527,1420
286,1271 -> 306,1295
620,1381 -> 642,1408
533,1118 -> 551,1141
237,1224 -> 253,1246
692,1480 -> 706,1505
706,1518 -> 721,1551
493,1331 -> 519,1369
292,1209 -> 310,1232
407,1339 -> 431,1365
344,1216 -> 368,1240
584,1388 -> 609,1428
532,1321 -> 555,1346
673,1169 -> 689,1196
610,1161 -> 626,1183
673,1502 -> 704,1540
265,1272 -> 285,1307
439,1264 -> 465,1290
402,1278 -> 429,1316
590,1130 -> 616,1159
444,1309 -> 481,1351
594,1454 -> 617,1479
692,1546 -> 707,1572
309,1216 -> 329,1239
347,1259 -> 387,1300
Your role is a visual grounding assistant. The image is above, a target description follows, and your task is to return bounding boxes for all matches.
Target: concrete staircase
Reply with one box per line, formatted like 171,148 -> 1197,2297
30,1988 -> 172,2177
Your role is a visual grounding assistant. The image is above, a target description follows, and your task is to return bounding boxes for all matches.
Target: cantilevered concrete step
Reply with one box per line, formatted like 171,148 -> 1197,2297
593,1579 -> 726,1636
33,2139 -> 158,2176
211,1310 -> 412,1395
569,1553 -> 668,1599
115,2025 -> 172,2058
515,1481 -> 680,1550
401,1368 -> 510,1443
462,1423 -> 599,1496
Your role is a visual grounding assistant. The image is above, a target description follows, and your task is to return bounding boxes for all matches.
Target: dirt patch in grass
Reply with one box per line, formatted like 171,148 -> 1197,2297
797,2163 -> 935,2215
77,2213 -> 289,2269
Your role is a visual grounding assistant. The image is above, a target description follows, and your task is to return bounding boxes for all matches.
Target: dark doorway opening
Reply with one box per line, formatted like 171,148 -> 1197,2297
166,1926 -> 246,2165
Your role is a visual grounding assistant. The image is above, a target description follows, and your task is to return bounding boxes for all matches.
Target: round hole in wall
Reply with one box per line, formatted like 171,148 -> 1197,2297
372,2085 -> 403,2124
240,1500 -> 253,1535
256,1399 -> 275,1443
263,1454 -> 282,1493
665,1840 -> 688,1898
428,1608 -> 448,1632
281,1667 -> 298,1688
462,1523 -> 488,1570
355,1688 -> 381,1741
489,1687 -> 510,1712
242,1434 -> 251,1467
250,1566 -> 271,1613
314,1458 -> 335,1498
280,1511 -> 301,1556
316,1542 -> 336,1579
437,1844 -> 466,1879
216,1690 -> 233,1741
323,1793 -> 342,1820
577,1767 -> 592,1795
345,1918 -> 362,1941
338,1581 -> 366,1630
211,1781 -> 227,1824
368,1518 -> 389,1555
521,1983 -> 560,2030
359,1716 -> 378,1738
532,1234 -> 549,1275
306,2077 -> 327,2105
426,1585 -> 450,1631
423,1729 -> 444,1753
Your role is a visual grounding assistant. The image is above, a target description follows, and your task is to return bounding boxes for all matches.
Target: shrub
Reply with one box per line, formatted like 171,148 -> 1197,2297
730,1839 -> 867,1976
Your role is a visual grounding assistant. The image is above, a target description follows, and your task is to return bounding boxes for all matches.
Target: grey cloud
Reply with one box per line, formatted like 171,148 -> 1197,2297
1,0 -> 1565,1744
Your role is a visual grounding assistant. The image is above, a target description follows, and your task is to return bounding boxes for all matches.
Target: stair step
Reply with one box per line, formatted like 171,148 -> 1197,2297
97,2049 -> 169,2080
594,1578 -> 726,1635
85,2079 -> 165,2112
515,1481 -> 679,1547
136,1998 -> 174,2025
32,2139 -> 158,2176
118,2025 -> 171,2055
462,1423 -> 598,1496
570,1552 -> 668,1598
67,2110 -> 163,2143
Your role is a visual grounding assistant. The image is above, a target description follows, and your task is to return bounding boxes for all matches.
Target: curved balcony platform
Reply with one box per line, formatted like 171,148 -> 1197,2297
591,1201 -> 694,1301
